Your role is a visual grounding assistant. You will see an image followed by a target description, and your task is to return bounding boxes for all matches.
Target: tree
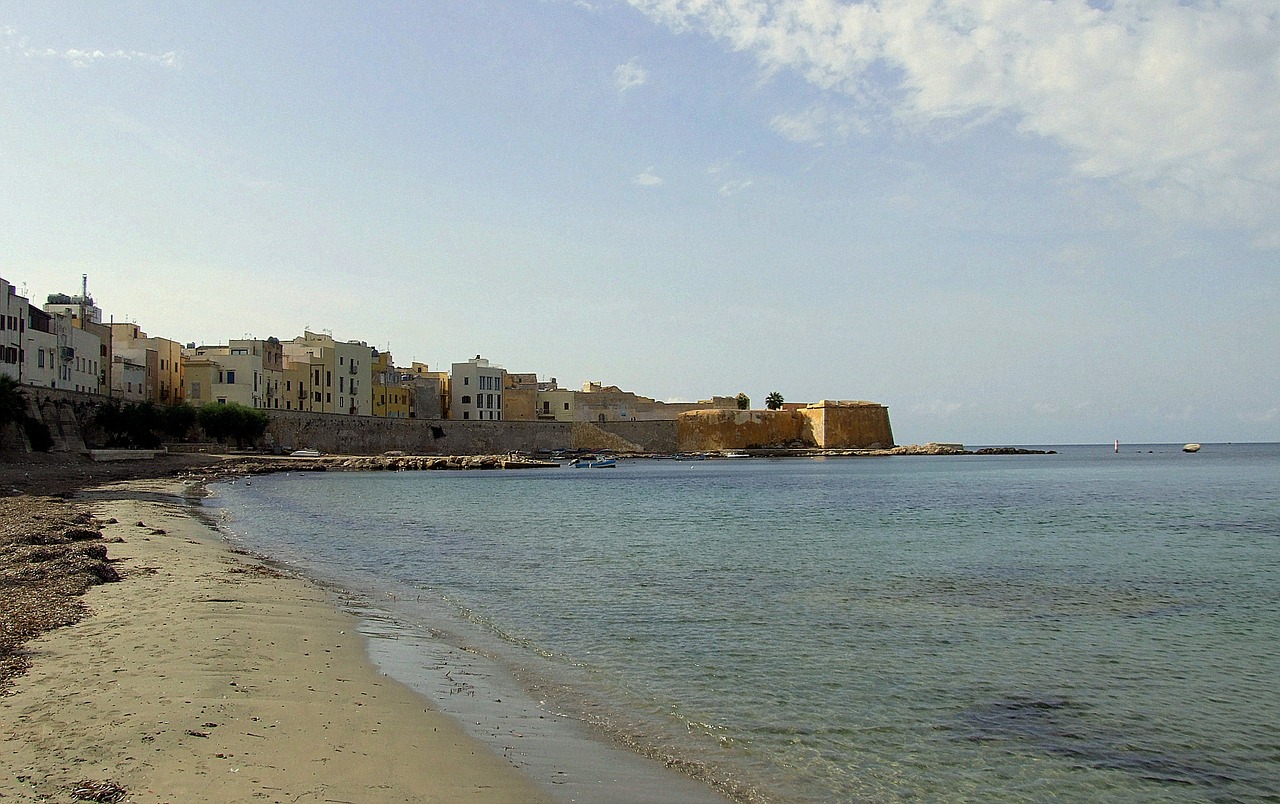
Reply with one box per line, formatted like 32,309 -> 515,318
0,375 -> 28,450
0,375 -> 25,428
765,391 -> 784,410
735,393 -> 750,410
198,402 -> 269,449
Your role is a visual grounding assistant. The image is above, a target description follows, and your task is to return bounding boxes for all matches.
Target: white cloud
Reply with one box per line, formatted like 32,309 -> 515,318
628,0 -> 1280,246
615,58 -> 649,92
718,178 -> 754,195
3,27 -> 179,68
633,167 -> 664,186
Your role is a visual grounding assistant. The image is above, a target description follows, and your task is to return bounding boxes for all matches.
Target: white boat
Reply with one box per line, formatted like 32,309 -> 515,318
720,451 -> 749,458
1183,443 -> 1201,453
570,455 -> 617,468
290,448 -> 322,457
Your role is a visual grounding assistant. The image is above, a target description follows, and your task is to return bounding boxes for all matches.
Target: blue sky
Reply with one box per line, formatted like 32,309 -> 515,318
2,1 -> 1276,445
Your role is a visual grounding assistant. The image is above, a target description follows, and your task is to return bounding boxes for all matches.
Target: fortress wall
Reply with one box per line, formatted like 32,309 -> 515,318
677,402 -> 895,451
264,410 -> 574,456
801,402 -> 894,449
676,410 -> 809,452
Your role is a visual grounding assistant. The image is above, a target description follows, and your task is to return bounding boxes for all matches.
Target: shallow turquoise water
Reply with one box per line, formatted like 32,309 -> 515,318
210,444 -> 1280,802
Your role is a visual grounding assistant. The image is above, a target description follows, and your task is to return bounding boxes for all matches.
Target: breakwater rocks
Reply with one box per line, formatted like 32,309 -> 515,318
188,454 -> 559,481
885,444 -> 1056,456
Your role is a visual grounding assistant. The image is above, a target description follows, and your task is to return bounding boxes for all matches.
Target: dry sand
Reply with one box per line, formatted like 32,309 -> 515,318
0,480 -> 554,803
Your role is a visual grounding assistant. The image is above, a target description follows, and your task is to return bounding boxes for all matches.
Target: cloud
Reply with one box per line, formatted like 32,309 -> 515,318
718,178 -> 754,196
632,167 -> 664,186
627,0 -> 1280,246
615,58 -> 649,92
3,27 -> 179,68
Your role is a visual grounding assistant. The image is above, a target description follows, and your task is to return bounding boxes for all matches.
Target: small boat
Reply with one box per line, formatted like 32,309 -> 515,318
1183,443 -> 1201,453
720,451 -> 749,458
570,455 -> 617,468
290,448 -> 322,457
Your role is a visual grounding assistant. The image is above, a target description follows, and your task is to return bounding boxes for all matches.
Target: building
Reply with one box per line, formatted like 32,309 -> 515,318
371,350 -> 411,418
23,307 -> 57,389
111,324 -> 186,404
44,280 -> 111,395
402,362 -> 449,419
184,338 -> 283,408
1,278 -> 27,383
283,331 -> 371,416
450,356 -> 504,420
110,354 -> 148,401
535,381 -> 738,423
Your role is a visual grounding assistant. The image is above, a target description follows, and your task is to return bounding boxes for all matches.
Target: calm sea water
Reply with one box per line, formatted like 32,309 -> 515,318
207,444 -> 1280,803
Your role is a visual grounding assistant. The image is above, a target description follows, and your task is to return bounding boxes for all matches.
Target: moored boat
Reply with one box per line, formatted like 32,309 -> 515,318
1183,443 -> 1201,453
570,455 -> 617,468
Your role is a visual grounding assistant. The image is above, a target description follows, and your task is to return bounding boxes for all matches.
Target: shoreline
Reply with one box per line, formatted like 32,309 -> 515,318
0,479 -> 554,803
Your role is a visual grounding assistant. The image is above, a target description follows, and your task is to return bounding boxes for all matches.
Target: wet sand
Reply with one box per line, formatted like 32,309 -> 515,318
0,479 -> 553,802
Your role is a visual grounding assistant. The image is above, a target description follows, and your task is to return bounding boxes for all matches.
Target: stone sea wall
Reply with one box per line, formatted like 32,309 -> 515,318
1,388 -> 891,456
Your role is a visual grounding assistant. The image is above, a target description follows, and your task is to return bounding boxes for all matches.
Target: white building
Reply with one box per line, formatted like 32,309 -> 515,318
23,307 -> 58,389
1,278 -> 27,383
450,356 -> 505,420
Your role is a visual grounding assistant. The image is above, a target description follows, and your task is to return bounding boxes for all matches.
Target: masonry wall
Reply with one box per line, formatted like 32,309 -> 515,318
677,402 -> 894,451
264,410 -> 574,456
2,387 -> 890,458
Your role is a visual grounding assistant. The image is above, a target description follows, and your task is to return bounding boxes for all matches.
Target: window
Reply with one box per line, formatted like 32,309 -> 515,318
564,402 -> 570,411
461,395 -> 471,404
463,376 -> 470,386
339,376 -> 345,393
463,411 -> 469,419
226,370 -> 236,384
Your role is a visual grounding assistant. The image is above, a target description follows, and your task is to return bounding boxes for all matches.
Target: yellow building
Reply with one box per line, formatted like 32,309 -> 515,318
112,323 -> 185,404
283,331 -> 372,416
371,350 -> 411,418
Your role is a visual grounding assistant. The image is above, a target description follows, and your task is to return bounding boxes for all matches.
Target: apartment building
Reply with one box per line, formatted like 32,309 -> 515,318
184,338 -> 283,408
371,350 -> 410,418
450,356 -> 504,421
111,324 -> 185,404
283,331 -> 371,416
1,278 -> 26,383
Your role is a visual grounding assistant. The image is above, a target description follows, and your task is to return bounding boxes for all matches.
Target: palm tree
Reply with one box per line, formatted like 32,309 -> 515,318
765,391 -> 784,410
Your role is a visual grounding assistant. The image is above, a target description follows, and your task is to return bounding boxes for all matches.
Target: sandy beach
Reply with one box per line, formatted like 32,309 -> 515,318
0,478 -> 554,803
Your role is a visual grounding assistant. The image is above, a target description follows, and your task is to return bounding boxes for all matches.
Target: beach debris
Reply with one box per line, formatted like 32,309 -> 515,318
71,779 -> 127,802
186,728 -> 210,738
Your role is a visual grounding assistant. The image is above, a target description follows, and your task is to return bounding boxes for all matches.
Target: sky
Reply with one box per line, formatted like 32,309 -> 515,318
1,1 -> 1277,445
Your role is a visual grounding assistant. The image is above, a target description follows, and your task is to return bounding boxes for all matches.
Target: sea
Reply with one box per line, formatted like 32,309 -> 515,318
204,443 -> 1280,803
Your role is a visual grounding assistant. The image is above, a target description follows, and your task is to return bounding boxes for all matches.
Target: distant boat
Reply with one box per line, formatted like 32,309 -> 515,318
721,451 -> 749,458
290,448 -> 322,457
1183,443 -> 1202,453
570,455 -> 617,468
